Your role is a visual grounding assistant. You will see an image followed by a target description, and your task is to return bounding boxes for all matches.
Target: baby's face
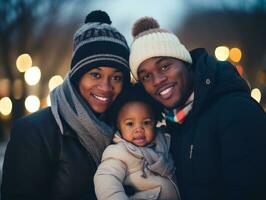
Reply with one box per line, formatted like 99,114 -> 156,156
117,101 -> 155,147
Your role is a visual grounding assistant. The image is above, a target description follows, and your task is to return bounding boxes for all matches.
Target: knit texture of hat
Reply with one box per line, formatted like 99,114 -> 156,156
129,17 -> 192,80
70,10 -> 130,83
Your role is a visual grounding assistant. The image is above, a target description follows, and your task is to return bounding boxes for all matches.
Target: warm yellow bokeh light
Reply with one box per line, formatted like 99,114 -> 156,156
0,97 -> 12,116
229,48 -> 242,62
25,95 -> 40,113
257,70 -> 266,84
251,88 -> 261,103
24,66 -> 41,86
16,54 -> 32,72
48,75 -> 63,91
215,46 -> 229,61
0,78 -> 10,97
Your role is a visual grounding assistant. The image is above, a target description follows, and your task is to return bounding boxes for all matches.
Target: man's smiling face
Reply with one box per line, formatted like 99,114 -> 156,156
138,57 -> 193,108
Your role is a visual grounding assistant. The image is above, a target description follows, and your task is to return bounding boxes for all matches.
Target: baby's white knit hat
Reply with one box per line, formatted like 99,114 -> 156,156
129,17 -> 192,80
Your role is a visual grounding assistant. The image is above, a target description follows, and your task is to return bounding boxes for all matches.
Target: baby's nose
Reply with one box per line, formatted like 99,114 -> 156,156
134,126 -> 144,133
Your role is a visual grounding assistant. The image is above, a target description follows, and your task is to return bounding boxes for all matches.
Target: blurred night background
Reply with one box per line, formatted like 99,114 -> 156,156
0,0 -> 266,177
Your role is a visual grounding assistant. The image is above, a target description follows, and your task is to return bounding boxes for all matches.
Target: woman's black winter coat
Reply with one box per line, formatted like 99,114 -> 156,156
1,107 -> 97,200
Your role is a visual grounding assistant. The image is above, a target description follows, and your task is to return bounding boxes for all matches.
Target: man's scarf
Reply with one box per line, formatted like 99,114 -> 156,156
164,92 -> 194,124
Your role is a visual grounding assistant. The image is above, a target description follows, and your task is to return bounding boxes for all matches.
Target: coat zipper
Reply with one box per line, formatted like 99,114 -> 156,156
189,144 -> 194,159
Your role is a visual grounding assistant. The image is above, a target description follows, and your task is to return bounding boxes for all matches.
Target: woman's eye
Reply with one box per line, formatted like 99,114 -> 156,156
112,75 -> 123,82
126,122 -> 133,127
90,72 -> 101,79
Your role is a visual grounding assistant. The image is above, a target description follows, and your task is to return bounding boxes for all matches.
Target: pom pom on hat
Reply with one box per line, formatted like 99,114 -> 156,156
132,17 -> 160,37
85,10 -> 112,24
130,16 -> 192,80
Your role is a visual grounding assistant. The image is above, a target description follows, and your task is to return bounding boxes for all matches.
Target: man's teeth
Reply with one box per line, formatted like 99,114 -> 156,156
160,87 -> 171,95
94,95 -> 108,101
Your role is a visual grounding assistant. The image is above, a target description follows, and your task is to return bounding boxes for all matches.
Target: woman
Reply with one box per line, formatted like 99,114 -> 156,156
1,10 -> 130,200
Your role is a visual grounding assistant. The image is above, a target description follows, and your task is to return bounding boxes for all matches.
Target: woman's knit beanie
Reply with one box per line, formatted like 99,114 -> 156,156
129,17 -> 192,80
70,10 -> 130,84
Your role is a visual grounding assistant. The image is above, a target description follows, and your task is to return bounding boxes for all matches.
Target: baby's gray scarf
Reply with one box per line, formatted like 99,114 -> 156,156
50,73 -> 114,165
140,130 -> 175,179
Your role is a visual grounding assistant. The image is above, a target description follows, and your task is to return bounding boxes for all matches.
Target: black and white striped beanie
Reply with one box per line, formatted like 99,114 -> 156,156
70,10 -> 130,83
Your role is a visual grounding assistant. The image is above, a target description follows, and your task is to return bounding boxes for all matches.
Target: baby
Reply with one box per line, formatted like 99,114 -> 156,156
94,85 -> 180,200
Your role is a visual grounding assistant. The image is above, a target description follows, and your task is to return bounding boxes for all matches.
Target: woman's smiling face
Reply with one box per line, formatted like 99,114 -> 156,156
79,67 -> 124,113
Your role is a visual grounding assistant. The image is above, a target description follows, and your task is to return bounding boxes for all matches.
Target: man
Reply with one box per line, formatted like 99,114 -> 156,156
129,16 -> 266,200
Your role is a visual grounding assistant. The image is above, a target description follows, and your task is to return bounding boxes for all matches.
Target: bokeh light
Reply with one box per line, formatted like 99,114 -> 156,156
24,66 -> 41,86
48,75 -> 63,91
215,46 -> 229,61
16,54 -> 32,72
0,97 -> 12,116
229,48 -> 242,62
251,88 -> 261,103
25,95 -> 40,113
0,78 -> 10,97
257,70 -> 266,85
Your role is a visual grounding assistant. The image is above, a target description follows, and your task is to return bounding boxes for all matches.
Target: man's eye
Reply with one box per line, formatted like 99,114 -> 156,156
161,64 -> 169,71
141,73 -> 151,81
90,72 -> 101,78
126,122 -> 133,126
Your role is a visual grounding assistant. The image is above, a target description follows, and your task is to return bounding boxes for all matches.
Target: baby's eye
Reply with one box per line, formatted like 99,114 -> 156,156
143,120 -> 153,126
125,122 -> 133,127
90,72 -> 101,79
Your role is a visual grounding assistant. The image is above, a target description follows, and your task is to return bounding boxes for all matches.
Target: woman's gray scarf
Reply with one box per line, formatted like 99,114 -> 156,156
50,73 -> 114,165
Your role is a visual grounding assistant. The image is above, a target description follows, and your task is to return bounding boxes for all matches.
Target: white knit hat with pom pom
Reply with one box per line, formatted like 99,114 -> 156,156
129,17 -> 192,80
